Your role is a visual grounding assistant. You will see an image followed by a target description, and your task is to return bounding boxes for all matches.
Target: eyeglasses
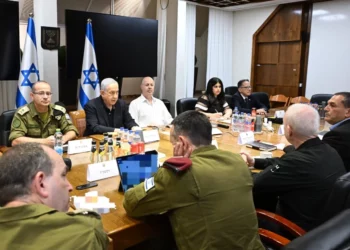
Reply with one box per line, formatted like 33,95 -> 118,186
32,91 -> 53,96
240,86 -> 252,89
107,91 -> 119,96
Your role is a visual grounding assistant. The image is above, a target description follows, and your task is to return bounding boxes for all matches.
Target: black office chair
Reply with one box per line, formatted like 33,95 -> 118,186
176,98 -> 197,115
251,92 -> 270,111
0,109 -> 16,147
310,94 -> 333,105
225,94 -> 234,110
225,86 -> 238,96
161,99 -> 171,113
283,209 -> 350,250
320,172 -> 350,224
256,172 -> 350,248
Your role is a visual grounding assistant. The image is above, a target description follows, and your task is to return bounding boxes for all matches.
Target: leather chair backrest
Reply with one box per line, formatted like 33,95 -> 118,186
176,98 -> 197,115
0,109 -> 16,147
225,86 -> 238,96
161,99 -> 171,113
225,94 -> 234,110
251,92 -> 271,111
283,209 -> 350,250
321,172 -> 350,223
310,94 -> 333,105
69,110 -> 86,137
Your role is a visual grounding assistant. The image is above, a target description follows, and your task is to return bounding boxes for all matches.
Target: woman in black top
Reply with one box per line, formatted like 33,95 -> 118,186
195,77 -> 232,119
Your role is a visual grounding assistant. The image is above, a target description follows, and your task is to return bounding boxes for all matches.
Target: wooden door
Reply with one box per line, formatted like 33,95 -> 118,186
251,3 -> 312,98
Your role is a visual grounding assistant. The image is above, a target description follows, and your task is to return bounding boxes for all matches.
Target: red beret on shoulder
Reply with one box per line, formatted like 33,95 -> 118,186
162,157 -> 192,173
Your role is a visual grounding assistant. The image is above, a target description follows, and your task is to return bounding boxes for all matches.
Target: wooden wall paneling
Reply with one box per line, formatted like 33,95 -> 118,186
275,86 -> 298,97
256,65 -> 278,86
257,15 -> 280,43
257,43 -> 279,64
279,42 -> 301,64
251,2 -> 311,98
255,85 -> 277,96
277,4 -> 302,41
251,5 -> 283,87
277,64 -> 300,87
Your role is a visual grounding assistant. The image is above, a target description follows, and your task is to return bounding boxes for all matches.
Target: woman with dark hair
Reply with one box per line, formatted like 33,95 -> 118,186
195,77 -> 232,119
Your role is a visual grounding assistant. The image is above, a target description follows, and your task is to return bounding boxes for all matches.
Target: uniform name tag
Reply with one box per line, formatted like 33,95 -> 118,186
144,177 -> 155,192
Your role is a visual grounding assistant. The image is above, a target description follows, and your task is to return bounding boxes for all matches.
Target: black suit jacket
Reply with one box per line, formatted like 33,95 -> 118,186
323,119 -> 350,172
232,92 -> 267,113
84,96 -> 138,136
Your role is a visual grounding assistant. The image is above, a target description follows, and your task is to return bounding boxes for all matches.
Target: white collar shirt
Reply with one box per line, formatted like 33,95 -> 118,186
128,95 -> 173,128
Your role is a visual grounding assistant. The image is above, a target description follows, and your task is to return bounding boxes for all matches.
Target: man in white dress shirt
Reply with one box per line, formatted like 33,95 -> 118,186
129,77 -> 173,128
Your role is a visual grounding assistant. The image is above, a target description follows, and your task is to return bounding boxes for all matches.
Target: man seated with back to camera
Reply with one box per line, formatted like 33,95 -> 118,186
129,76 -> 173,127
241,104 -> 346,231
9,81 -> 78,146
0,143 -> 109,249
84,78 -> 139,136
123,111 -> 264,250
232,79 -> 267,115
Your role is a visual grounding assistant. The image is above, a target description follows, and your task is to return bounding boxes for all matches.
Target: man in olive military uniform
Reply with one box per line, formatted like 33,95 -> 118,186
9,81 -> 78,146
123,111 -> 264,250
0,143 -> 109,249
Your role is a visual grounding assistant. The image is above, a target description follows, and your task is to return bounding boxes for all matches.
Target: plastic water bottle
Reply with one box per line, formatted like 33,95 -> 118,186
231,114 -> 238,132
54,129 -> 63,156
123,129 -> 129,142
233,107 -> 239,115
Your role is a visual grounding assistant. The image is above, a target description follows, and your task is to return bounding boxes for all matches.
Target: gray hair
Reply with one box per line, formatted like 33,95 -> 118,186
32,81 -> 50,92
285,103 -> 320,137
101,78 -> 118,91
334,92 -> 350,108
0,143 -> 53,206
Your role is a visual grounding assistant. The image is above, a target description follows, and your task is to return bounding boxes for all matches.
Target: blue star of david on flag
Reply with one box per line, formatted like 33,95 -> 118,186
20,63 -> 40,88
78,20 -> 100,110
16,17 -> 40,108
82,63 -> 99,90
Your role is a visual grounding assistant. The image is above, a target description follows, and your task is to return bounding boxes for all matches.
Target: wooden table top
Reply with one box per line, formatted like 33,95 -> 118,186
67,125 -> 288,250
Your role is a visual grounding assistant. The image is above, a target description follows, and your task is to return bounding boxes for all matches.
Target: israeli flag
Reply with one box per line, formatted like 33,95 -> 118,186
78,19 -> 100,110
16,16 -> 40,108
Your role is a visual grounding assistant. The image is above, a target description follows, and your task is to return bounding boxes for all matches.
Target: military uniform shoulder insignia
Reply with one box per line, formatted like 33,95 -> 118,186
162,157 -> 192,173
12,117 -> 21,128
17,106 -> 30,116
54,104 -> 66,114
67,209 -> 101,219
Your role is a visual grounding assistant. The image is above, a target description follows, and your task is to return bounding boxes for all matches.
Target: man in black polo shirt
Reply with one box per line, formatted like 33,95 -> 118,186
241,104 -> 345,231
84,78 -> 139,136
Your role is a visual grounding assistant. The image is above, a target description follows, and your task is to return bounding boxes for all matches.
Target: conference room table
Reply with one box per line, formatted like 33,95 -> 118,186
66,121 -> 329,250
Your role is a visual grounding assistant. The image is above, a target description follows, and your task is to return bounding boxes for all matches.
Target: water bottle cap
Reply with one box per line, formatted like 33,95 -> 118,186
56,128 -> 61,132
